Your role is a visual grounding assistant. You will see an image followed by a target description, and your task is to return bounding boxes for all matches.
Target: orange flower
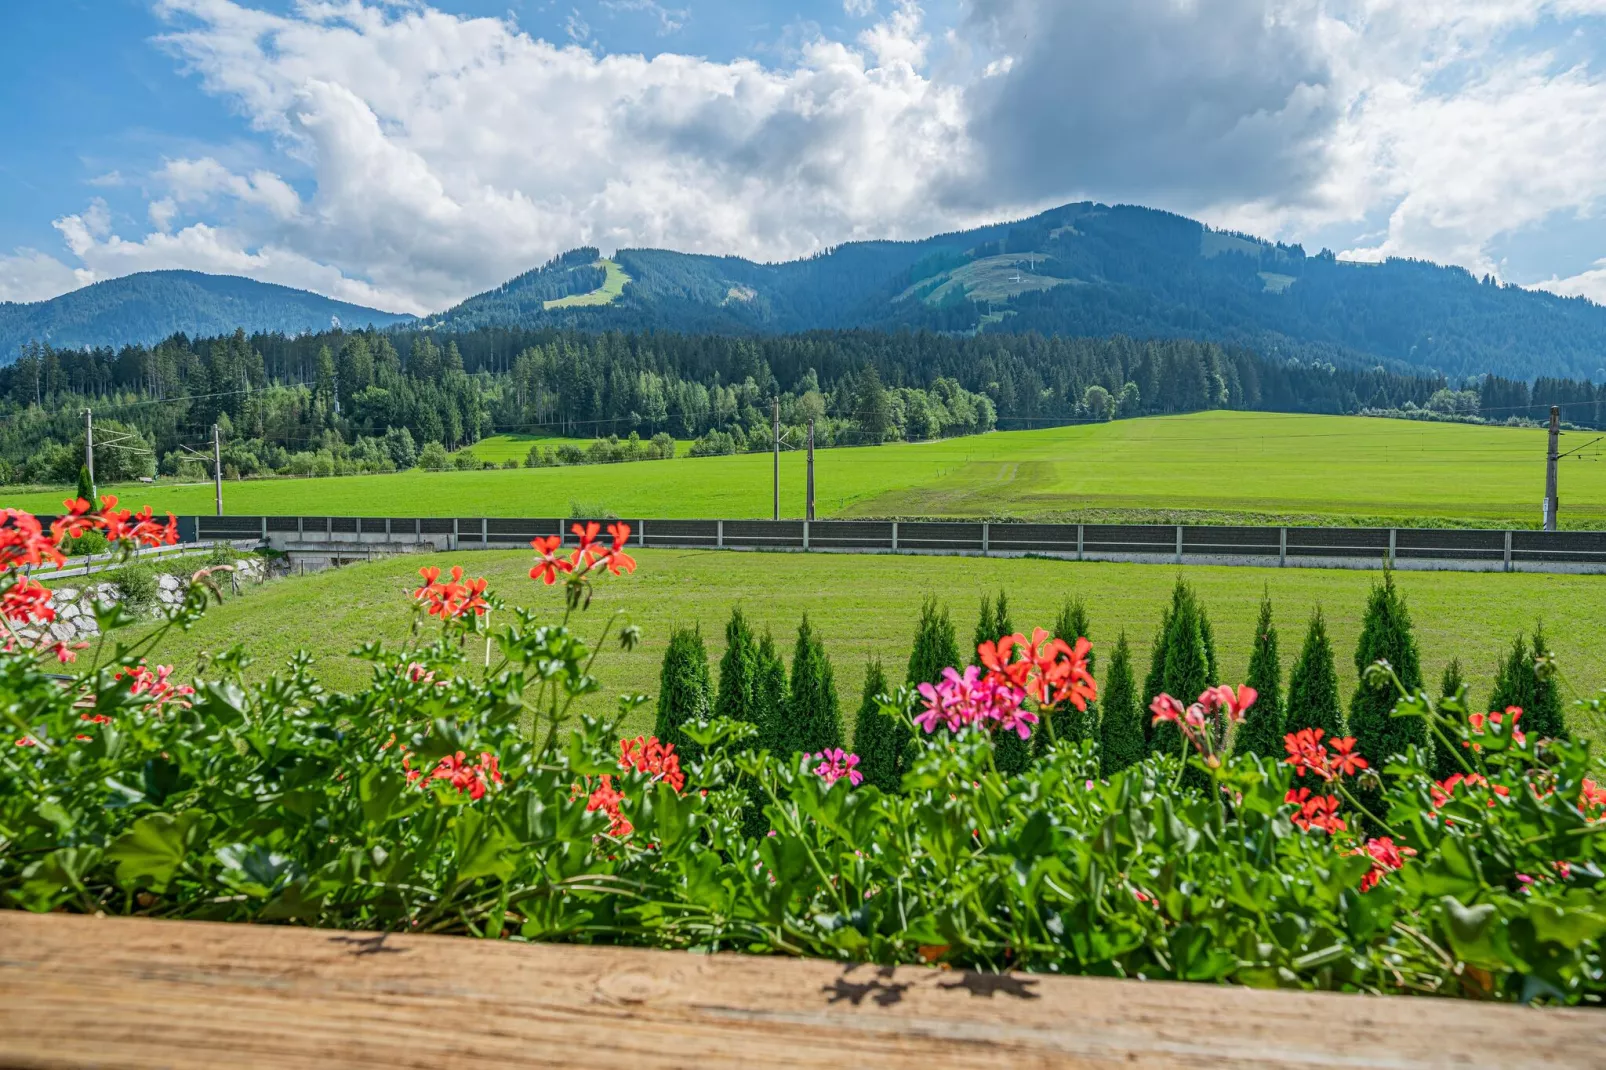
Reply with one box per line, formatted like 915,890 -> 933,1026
0,509 -> 65,571
529,535 -> 573,585
2,577 -> 55,624
1327,736 -> 1369,777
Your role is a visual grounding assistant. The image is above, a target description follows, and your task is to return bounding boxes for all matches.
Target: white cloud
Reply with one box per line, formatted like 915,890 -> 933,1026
0,250 -> 86,304
11,0 -> 1606,315
1535,259 -> 1606,303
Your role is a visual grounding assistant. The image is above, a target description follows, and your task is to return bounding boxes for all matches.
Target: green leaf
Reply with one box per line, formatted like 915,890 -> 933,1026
106,810 -> 212,892
1441,896 -> 1502,967
453,810 -> 518,883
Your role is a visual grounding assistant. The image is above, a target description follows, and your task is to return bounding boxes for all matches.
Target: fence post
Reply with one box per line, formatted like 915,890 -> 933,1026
1175,525 -> 1183,565
1504,530 -> 1513,573
297,516 -> 304,542
1077,523 -> 1084,562
481,518 -> 488,547
891,521 -> 898,552
1279,527 -> 1287,568
717,520 -> 724,549
325,516 -> 332,540
415,518 -> 422,542
1388,528 -> 1396,568
802,520 -> 810,551
982,522 -> 990,556
452,518 -> 459,552
259,517 -> 267,544
385,518 -> 392,538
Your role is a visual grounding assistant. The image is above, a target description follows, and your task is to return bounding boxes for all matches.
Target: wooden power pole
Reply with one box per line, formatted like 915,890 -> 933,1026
1544,405 -> 1560,531
772,399 -> 780,521
213,423 -> 224,517
806,418 -> 816,521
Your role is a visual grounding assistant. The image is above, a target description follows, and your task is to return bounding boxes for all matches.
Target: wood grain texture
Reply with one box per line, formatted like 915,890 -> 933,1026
0,912 -> 1599,1069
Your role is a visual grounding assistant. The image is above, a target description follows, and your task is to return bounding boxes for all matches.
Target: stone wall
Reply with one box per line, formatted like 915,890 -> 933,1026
16,554 -> 273,647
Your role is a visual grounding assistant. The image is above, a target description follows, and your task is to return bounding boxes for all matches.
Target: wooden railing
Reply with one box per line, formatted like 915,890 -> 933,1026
1,912 -> 1599,1068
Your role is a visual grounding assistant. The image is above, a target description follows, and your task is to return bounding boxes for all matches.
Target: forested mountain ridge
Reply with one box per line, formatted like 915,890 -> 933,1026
0,271 -> 414,359
430,203 -> 1606,383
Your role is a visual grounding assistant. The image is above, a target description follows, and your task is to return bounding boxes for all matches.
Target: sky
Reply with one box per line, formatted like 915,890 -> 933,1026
3,0 -> 1606,316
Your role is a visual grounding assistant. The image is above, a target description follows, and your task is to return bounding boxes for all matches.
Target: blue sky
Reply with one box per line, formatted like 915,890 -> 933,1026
4,0 -> 1606,314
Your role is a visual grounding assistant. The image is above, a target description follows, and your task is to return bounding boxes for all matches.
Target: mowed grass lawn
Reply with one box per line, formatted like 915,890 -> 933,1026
131,548 -> 1606,745
6,412 -> 1602,527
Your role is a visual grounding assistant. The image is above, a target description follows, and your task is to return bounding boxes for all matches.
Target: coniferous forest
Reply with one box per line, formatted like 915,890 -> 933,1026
1,323 -> 1597,486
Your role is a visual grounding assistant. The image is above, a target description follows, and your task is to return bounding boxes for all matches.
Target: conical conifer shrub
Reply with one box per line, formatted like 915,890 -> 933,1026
1038,598 -> 1096,754
1149,579 -> 1214,757
1350,572 -> 1426,768
906,597 -> 961,687
1099,632 -> 1145,776
1286,608 -> 1344,739
654,626 -> 712,761
714,607 -> 759,730
1234,592 -> 1284,759
851,659 -> 898,792
783,614 -> 843,756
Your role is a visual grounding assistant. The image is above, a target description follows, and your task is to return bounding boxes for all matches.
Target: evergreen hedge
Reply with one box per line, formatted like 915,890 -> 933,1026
1234,592 -> 1284,758
654,626 -> 712,761
76,465 -> 94,504
1039,598 -> 1096,752
1350,573 -> 1426,768
977,590 -> 1030,774
1489,624 -> 1567,740
714,608 -> 759,730
906,597 -> 961,687
1435,658 -> 1467,777
850,659 -> 898,792
753,630 -> 787,753
783,614 -> 843,756
1099,632 -> 1145,775
1147,579 -> 1215,757
1286,608 -> 1345,738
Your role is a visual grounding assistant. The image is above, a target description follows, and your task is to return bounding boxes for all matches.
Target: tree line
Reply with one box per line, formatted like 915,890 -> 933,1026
0,322 -> 1475,486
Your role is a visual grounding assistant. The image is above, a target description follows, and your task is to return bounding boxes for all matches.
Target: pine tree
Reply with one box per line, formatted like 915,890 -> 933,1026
654,627 -> 712,762
1234,592 -> 1285,758
906,597 -> 961,687
1489,625 -> 1567,740
971,594 -> 998,666
1440,658 -> 1465,701
753,630 -> 788,753
1434,657 -> 1467,778
978,589 -> 1031,774
1285,608 -> 1344,738
1039,598 -> 1096,753
783,614 -> 843,756
1100,632 -> 1145,775
1149,580 -> 1213,757
1528,623 -> 1566,740
994,590 -> 1014,640
851,659 -> 898,792
1350,572 -> 1426,768
75,464 -> 94,504
714,607 -> 759,730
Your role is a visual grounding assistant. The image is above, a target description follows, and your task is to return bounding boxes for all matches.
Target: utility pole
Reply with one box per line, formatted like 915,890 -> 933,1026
772,399 -> 780,521
84,408 -> 95,501
213,423 -> 224,517
1544,405 -> 1560,531
806,418 -> 816,521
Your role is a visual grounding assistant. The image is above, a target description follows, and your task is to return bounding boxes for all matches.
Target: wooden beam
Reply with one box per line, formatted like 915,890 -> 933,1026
0,912 -> 1599,1068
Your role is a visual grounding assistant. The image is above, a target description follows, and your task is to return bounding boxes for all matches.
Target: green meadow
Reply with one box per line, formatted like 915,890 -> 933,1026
129,547 -> 1606,744
6,412 -> 1599,528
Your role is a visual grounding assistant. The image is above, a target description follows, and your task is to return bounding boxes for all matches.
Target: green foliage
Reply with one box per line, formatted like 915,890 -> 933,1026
1286,608 -> 1345,738
418,441 -> 450,472
6,552 -> 1606,1005
851,659 -> 899,793
1040,598 -> 1096,750
976,589 -> 1030,774
1350,573 -> 1427,769
1441,658 -> 1465,700
1098,632 -> 1145,775
906,597 -> 961,687
64,530 -> 109,558
1490,625 -> 1568,741
783,614 -> 843,757
1147,579 -> 1216,757
1235,592 -> 1285,758
753,630 -> 787,754
714,608 -> 760,729
110,564 -> 160,612
75,465 -> 93,503
654,627 -> 712,762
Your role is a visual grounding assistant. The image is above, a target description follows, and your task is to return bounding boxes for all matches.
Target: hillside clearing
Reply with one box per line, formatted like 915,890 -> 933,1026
543,258 -> 630,309
5,413 -> 1600,527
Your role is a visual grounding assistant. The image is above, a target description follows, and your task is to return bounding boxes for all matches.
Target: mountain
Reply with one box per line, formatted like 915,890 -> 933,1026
426,203 -> 1606,382
0,270 -> 414,360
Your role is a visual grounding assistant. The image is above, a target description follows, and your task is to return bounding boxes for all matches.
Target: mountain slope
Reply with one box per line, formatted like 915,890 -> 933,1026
0,271 -> 414,359
429,203 -> 1606,382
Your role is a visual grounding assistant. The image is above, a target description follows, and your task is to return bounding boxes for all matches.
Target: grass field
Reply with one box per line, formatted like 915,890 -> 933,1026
129,548 -> 1606,745
6,412 -> 1602,527
544,258 -> 630,309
